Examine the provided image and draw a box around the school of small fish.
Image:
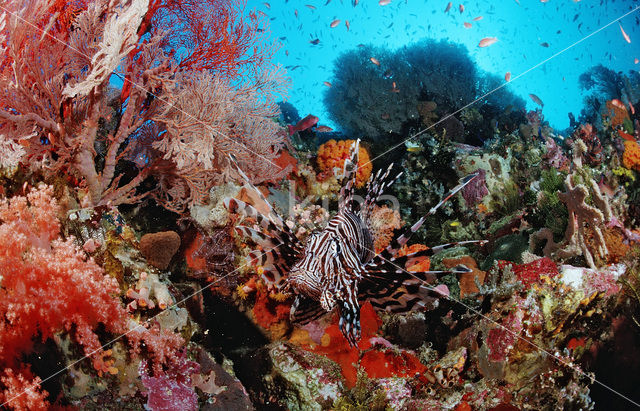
[262,0,638,127]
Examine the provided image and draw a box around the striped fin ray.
[338,139,361,211]
[233,226,298,263]
[361,250,471,313]
[290,296,328,324]
[227,155,288,230]
[383,172,480,258]
[225,198,303,254]
[377,240,488,263]
[361,163,403,222]
[245,247,293,290]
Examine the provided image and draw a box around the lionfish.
[225,140,482,346]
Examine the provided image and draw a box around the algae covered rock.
[259,342,345,411]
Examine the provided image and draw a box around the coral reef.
[2,2,640,409]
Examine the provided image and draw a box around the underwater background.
[1,0,640,410]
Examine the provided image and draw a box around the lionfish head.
[287,231,343,309]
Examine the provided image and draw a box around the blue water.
[249,0,640,133]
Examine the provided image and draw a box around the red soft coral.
[0,186,126,372]
[0,186,184,408]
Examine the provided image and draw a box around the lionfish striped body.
[225,140,481,346]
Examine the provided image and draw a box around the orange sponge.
[317,139,373,187]
[623,139,640,171]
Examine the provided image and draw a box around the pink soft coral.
[0,185,183,408]
[0,186,126,371]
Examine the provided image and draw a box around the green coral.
[332,370,389,411]
[529,168,568,241]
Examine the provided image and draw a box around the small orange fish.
[390,82,400,92]
[619,22,631,43]
[505,72,511,82]
[463,22,472,28]
[316,125,333,132]
[379,0,391,5]
[529,93,544,107]
[478,37,498,47]
[630,102,636,115]
[473,16,483,21]
[323,81,332,87]
[445,2,452,12]
[263,2,271,9]
[618,129,635,141]
[345,20,350,31]
[459,4,464,13]
[370,57,380,66]
[611,98,626,110]
[330,19,341,28]
[635,58,639,64]
[305,4,316,10]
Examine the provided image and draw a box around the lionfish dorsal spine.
[383,172,480,258]
[338,139,361,212]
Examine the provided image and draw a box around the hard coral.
[604,99,630,126]
[316,139,373,188]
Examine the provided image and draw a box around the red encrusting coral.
[304,303,426,387]
[496,258,559,290]
[252,286,292,330]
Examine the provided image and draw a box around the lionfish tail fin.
[384,173,480,257]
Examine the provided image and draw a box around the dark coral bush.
[324,39,526,144]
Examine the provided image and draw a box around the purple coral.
[486,311,523,363]
[140,351,200,411]
[543,137,569,170]
[462,168,489,208]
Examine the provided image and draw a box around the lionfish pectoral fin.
[290,296,327,325]
[429,240,488,256]
[368,284,443,313]
[337,299,361,347]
